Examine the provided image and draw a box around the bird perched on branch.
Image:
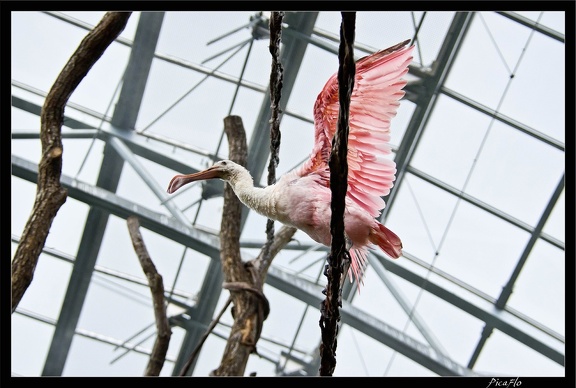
[168,40,413,289]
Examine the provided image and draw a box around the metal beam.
[407,165,564,250]
[468,174,566,368]
[373,251,564,366]
[43,11,268,94]
[12,127,98,139]
[107,137,191,225]
[11,95,99,130]
[10,236,195,303]
[15,309,178,364]
[265,266,479,376]
[381,12,475,221]
[442,86,564,152]
[11,94,306,174]
[12,155,221,255]
[497,173,565,308]
[496,11,565,43]
[171,253,223,376]
[368,254,450,358]
[11,79,112,124]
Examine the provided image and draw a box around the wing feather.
[294,40,413,216]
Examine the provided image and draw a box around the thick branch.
[11,11,132,312]
[211,115,264,376]
[219,115,248,284]
[127,216,171,376]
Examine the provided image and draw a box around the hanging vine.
[319,11,356,377]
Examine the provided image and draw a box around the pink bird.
[168,40,413,288]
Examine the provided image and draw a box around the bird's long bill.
[167,166,221,194]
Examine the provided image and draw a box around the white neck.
[227,168,279,220]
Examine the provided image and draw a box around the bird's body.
[168,40,413,287]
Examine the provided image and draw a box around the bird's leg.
[344,234,353,251]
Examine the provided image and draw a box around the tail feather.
[344,248,369,293]
[343,224,402,293]
[371,223,403,258]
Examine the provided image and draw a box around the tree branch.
[127,216,171,376]
[211,115,265,376]
[11,11,132,312]
[210,116,298,376]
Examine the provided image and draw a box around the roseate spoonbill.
[168,40,413,287]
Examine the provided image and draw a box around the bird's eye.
[221,161,227,166]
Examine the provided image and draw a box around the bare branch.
[127,216,171,376]
[11,11,132,313]
[256,225,297,282]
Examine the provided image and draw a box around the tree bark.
[210,115,267,376]
[127,216,172,376]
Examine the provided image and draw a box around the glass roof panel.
[10,9,567,379]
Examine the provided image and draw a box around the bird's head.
[167,159,243,194]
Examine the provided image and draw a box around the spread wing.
[293,40,414,217]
